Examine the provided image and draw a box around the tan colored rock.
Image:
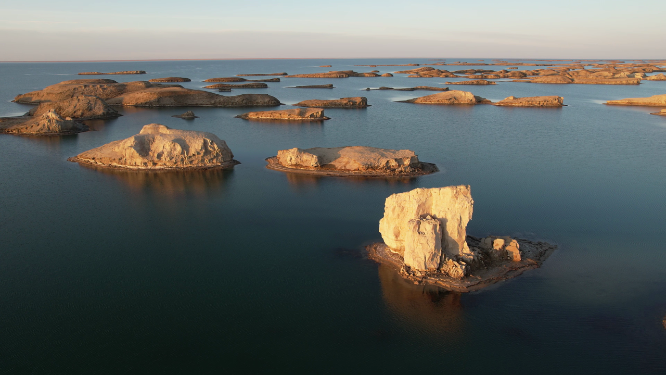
[285,70,378,78]
[494,95,564,107]
[404,216,442,272]
[204,77,247,82]
[274,146,422,172]
[294,97,368,108]
[381,73,393,77]
[520,75,574,84]
[172,111,198,119]
[28,95,120,119]
[645,74,666,81]
[203,83,268,89]
[148,77,191,82]
[480,236,521,261]
[379,186,474,262]
[68,124,238,170]
[445,80,496,85]
[605,94,666,106]
[400,90,489,105]
[236,108,329,121]
[319,65,332,68]
[78,71,146,75]
[650,109,666,116]
[105,87,281,107]
[0,109,87,135]
[13,80,163,104]
[288,84,334,89]
[366,86,449,92]
[236,72,287,76]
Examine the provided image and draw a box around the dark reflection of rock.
[76,163,234,198]
[377,263,464,335]
[283,171,421,190]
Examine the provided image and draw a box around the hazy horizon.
[1,0,665,61]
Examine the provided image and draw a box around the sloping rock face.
[148,77,191,82]
[68,124,238,170]
[236,108,329,121]
[105,87,281,107]
[13,80,166,104]
[495,96,564,107]
[203,83,268,89]
[646,74,666,81]
[445,80,496,85]
[605,94,666,106]
[0,110,87,135]
[28,95,120,119]
[294,97,368,108]
[401,90,489,104]
[274,146,422,173]
[379,186,475,263]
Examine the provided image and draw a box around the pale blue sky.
[1,0,664,60]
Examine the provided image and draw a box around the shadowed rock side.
[650,109,666,116]
[237,73,287,76]
[203,83,268,89]
[367,186,556,292]
[148,77,191,82]
[27,95,120,119]
[236,108,329,121]
[605,94,666,106]
[399,91,490,104]
[0,109,87,135]
[288,84,335,89]
[646,74,666,81]
[294,97,368,108]
[105,87,281,107]
[445,80,496,85]
[365,86,449,92]
[172,111,198,119]
[68,124,239,170]
[285,70,379,78]
[78,71,146,75]
[494,96,564,107]
[265,146,437,177]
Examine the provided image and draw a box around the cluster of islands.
[2,59,665,293]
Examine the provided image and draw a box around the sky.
[1,0,664,61]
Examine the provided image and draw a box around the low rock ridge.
[265,146,437,177]
[605,94,666,106]
[148,77,191,82]
[399,90,490,105]
[204,77,280,82]
[203,83,269,89]
[294,97,368,108]
[494,96,565,107]
[650,109,666,116]
[235,108,329,121]
[285,70,379,78]
[1,109,87,135]
[78,71,146,75]
[368,186,556,292]
[68,124,239,170]
[365,86,449,92]
[445,80,496,85]
[394,67,459,78]
[27,95,120,120]
[172,111,199,119]
[236,73,287,76]
[288,84,335,89]
[105,87,281,107]
[645,74,666,81]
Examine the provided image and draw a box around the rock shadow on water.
[75,163,235,198]
[281,171,422,192]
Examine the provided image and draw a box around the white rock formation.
[69,124,237,169]
[378,186,474,275]
[276,146,421,172]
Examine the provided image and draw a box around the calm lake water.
[0,59,665,374]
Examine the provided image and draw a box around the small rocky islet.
[294,97,369,108]
[236,108,329,121]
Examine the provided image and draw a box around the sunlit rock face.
[605,94,666,106]
[400,90,489,104]
[0,109,87,135]
[69,124,238,170]
[236,108,329,121]
[28,95,120,120]
[494,95,564,107]
[294,97,368,108]
[275,146,421,172]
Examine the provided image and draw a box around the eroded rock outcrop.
[27,95,120,119]
[367,186,556,292]
[13,80,164,104]
[68,124,238,170]
[399,90,490,105]
[78,71,146,75]
[445,80,496,85]
[294,97,369,108]
[203,83,268,89]
[285,71,378,78]
[105,87,281,107]
[148,77,191,82]
[236,108,329,121]
[265,146,437,177]
[172,111,199,119]
[237,73,287,76]
[646,74,666,81]
[605,94,666,106]
[650,109,666,116]
[0,109,87,135]
[494,96,564,107]
[365,86,449,92]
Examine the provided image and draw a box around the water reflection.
[377,264,464,335]
[77,164,235,198]
[284,172,421,192]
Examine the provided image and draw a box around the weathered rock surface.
[646,74,666,81]
[367,186,557,292]
[105,87,281,107]
[285,70,378,78]
[236,108,329,121]
[381,73,394,77]
[0,109,87,135]
[266,146,437,177]
[203,83,268,89]
[204,77,247,82]
[28,95,120,119]
[68,124,238,170]
[400,90,490,105]
[78,71,146,75]
[289,84,335,89]
[445,80,496,85]
[237,73,287,76]
[14,80,163,104]
[494,95,564,107]
[605,94,666,106]
[148,77,191,82]
[172,111,199,119]
[366,86,449,92]
[319,65,332,68]
[294,97,369,108]
[650,109,666,116]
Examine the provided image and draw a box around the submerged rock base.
[367,236,556,292]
